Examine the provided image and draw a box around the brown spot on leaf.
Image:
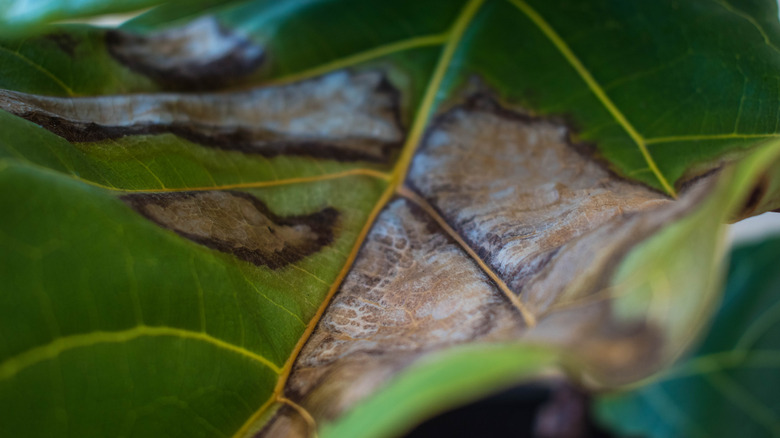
[408,95,671,307]
[258,198,524,435]
[0,71,404,163]
[405,94,710,383]
[254,92,715,433]
[122,191,338,269]
[106,17,264,90]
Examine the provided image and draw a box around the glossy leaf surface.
[1,1,779,437]
[597,233,780,438]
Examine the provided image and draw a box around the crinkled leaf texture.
[597,233,780,438]
[0,1,779,437]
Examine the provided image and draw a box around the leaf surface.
[269,139,780,437]
[0,0,184,37]
[597,233,780,438]
[0,1,779,437]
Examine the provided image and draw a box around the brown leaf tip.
[106,16,265,90]
[122,191,338,269]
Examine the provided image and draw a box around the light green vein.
[706,372,780,436]
[645,133,780,144]
[238,272,306,327]
[641,386,709,438]
[737,296,780,350]
[714,0,780,54]
[662,349,780,380]
[234,1,489,435]
[0,325,282,381]
[508,0,676,197]
[0,158,389,193]
[267,32,449,86]
[0,45,75,96]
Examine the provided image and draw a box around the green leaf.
[320,344,559,438]
[1,0,779,437]
[0,158,387,437]
[0,0,168,37]
[596,233,780,438]
[313,140,780,438]
[0,25,158,95]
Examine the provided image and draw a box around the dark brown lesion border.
[121,191,340,270]
[1,70,407,165]
[105,17,266,91]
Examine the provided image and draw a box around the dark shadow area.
[403,383,618,438]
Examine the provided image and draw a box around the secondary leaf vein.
[0,325,283,381]
[265,33,449,86]
[508,0,676,196]
[0,45,75,96]
[397,185,536,327]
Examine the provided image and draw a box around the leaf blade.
[2,1,780,436]
[597,233,780,437]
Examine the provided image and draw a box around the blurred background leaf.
[597,233,780,437]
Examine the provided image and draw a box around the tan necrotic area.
[260,94,713,435]
[259,198,524,436]
[122,191,338,269]
[407,97,671,313]
[106,16,265,90]
[0,71,404,162]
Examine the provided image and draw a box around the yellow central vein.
[508,0,677,197]
[0,325,282,381]
[234,2,487,435]
[391,0,486,185]
[398,186,537,327]
[231,183,397,438]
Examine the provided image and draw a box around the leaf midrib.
[240,0,690,430]
[9,0,779,196]
[9,0,773,433]
[232,0,487,435]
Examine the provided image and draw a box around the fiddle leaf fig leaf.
[0,0,167,37]
[269,139,780,438]
[1,1,779,437]
[0,0,237,38]
[596,233,780,438]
